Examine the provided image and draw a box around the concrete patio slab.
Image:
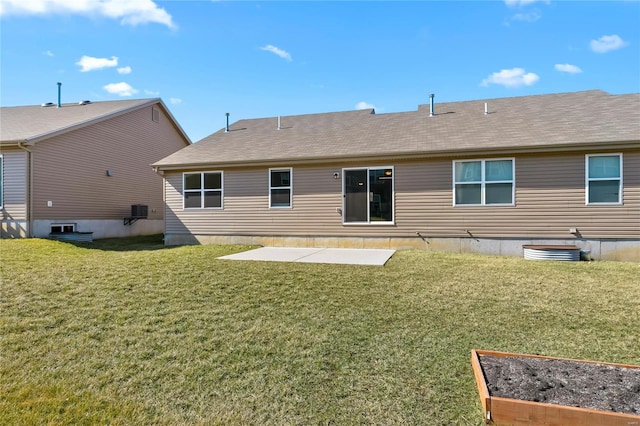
[218,247,396,266]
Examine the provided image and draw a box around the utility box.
[131,204,148,219]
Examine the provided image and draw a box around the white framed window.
[586,154,622,205]
[343,166,394,224]
[51,223,75,233]
[0,154,3,209]
[183,171,223,209]
[269,168,292,208]
[453,158,515,206]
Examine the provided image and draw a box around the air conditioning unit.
[131,204,148,219]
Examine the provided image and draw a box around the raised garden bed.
[471,349,640,425]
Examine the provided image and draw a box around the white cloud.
[170,97,182,105]
[0,0,176,29]
[504,0,547,24]
[144,89,160,96]
[76,55,118,72]
[504,0,546,7]
[43,50,54,57]
[590,35,628,53]
[555,63,582,74]
[481,67,540,88]
[355,101,375,110]
[103,82,138,96]
[511,11,540,22]
[260,45,292,61]
[117,66,132,74]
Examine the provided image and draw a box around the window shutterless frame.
[269,168,292,208]
[585,154,623,205]
[0,154,3,208]
[342,166,394,225]
[182,171,224,209]
[452,158,515,206]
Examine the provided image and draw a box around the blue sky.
[1,0,639,142]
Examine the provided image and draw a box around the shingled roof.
[0,98,191,146]
[153,90,640,170]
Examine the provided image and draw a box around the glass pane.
[184,191,201,208]
[455,162,481,182]
[486,160,513,181]
[204,173,221,189]
[344,169,368,222]
[184,173,201,190]
[455,184,481,204]
[271,170,290,187]
[370,169,393,221]
[270,189,291,207]
[589,180,620,203]
[204,191,222,208]
[589,156,620,179]
[486,183,513,204]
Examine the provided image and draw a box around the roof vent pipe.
[57,82,62,108]
[429,93,435,117]
[277,116,281,130]
[225,112,230,133]
[484,102,488,115]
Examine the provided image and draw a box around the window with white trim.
[453,158,515,206]
[0,154,3,208]
[183,172,223,209]
[269,168,292,208]
[586,154,622,205]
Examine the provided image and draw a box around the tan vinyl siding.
[31,105,186,221]
[0,148,28,221]
[164,149,640,240]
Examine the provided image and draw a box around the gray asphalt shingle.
[153,90,640,169]
[1,98,162,144]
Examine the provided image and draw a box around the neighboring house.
[152,90,640,261]
[1,98,191,239]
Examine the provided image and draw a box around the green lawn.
[1,235,638,425]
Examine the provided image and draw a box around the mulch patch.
[479,355,640,415]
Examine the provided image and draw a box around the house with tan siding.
[1,98,191,239]
[152,90,640,261]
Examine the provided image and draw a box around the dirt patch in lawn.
[479,355,640,415]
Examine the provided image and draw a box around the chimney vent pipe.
[57,82,62,108]
[225,112,230,133]
[429,93,435,117]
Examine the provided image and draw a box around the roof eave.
[22,98,169,144]
[0,139,32,147]
[152,139,639,172]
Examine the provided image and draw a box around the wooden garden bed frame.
[471,349,640,426]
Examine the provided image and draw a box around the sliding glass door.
[343,167,394,224]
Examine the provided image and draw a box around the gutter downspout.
[17,141,33,238]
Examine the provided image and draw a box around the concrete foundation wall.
[33,219,163,240]
[164,233,640,262]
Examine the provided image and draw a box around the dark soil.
[479,355,640,415]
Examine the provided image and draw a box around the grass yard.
[1,235,638,425]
